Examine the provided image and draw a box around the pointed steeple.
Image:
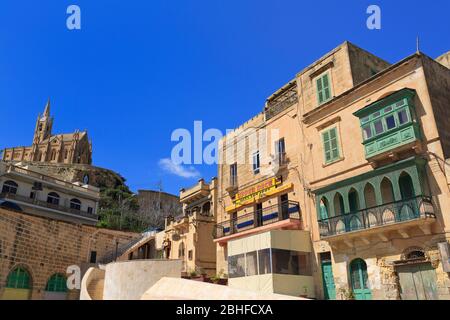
[43,98,51,118]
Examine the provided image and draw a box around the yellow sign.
[226,177,284,212]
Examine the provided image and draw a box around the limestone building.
[161,178,218,276]
[214,41,450,300]
[2,100,92,165]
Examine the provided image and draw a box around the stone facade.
[213,41,450,300]
[2,100,92,165]
[0,207,138,300]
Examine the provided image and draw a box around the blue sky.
[0,0,449,195]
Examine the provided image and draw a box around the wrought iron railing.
[317,196,435,238]
[213,201,300,239]
[265,84,299,120]
[0,192,98,220]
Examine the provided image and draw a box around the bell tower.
[33,99,53,144]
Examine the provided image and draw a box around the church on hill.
[2,100,92,165]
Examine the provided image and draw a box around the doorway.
[320,252,336,300]
[349,258,372,300]
[397,262,438,300]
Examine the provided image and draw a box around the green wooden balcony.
[354,89,422,161]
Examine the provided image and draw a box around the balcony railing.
[317,196,435,238]
[213,201,300,239]
[0,192,98,220]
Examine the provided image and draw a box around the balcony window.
[2,180,18,195]
[228,254,246,278]
[354,89,420,159]
[70,198,81,211]
[47,192,60,206]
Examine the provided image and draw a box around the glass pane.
[258,248,272,275]
[246,251,258,276]
[385,115,396,130]
[374,120,384,135]
[322,74,329,87]
[329,128,336,139]
[397,109,409,125]
[272,249,312,276]
[372,111,381,118]
[361,116,370,124]
[317,78,322,91]
[363,125,372,140]
[331,138,338,149]
[384,106,393,113]
[228,254,246,278]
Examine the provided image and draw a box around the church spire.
[43,98,50,118]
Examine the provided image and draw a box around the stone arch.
[319,197,330,220]
[348,188,360,213]
[333,192,345,216]
[398,171,415,200]
[380,177,395,204]
[335,219,346,234]
[364,183,377,208]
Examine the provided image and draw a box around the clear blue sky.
[0,0,449,195]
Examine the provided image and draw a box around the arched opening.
[2,267,32,300]
[319,197,329,220]
[333,193,345,216]
[44,273,68,300]
[399,172,415,200]
[380,177,395,204]
[364,183,377,208]
[398,173,416,221]
[202,202,211,216]
[348,188,360,213]
[2,180,18,195]
[70,198,81,211]
[178,242,185,258]
[47,192,60,206]
[349,259,372,300]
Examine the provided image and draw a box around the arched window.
[348,188,360,213]
[333,193,345,216]
[319,197,329,220]
[380,177,395,204]
[6,267,31,289]
[399,172,415,200]
[45,274,67,292]
[2,180,18,194]
[47,192,60,205]
[50,150,56,161]
[364,183,377,208]
[202,202,211,216]
[70,198,81,211]
[349,259,372,300]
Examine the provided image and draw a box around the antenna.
[416,35,420,53]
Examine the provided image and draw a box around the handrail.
[317,195,435,238]
[213,200,300,239]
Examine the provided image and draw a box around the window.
[188,250,193,261]
[2,180,18,194]
[29,192,35,199]
[252,151,260,174]
[246,251,258,276]
[316,73,332,105]
[45,274,67,292]
[89,251,97,263]
[70,199,81,211]
[87,207,94,214]
[47,192,60,205]
[322,127,340,164]
[230,163,237,187]
[275,138,286,165]
[271,249,312,276]
[228,254,246,278]
[258,248,272,275]
[64,150,68,160]
[178,243,185,258]
[359,98,412,142]
[6,267,31,289]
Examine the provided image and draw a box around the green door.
[397,263,438,300]
[321,260,336,300]
[350,259,372,300]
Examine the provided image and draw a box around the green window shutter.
[317,73,331,105]
[322,127,340,163]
